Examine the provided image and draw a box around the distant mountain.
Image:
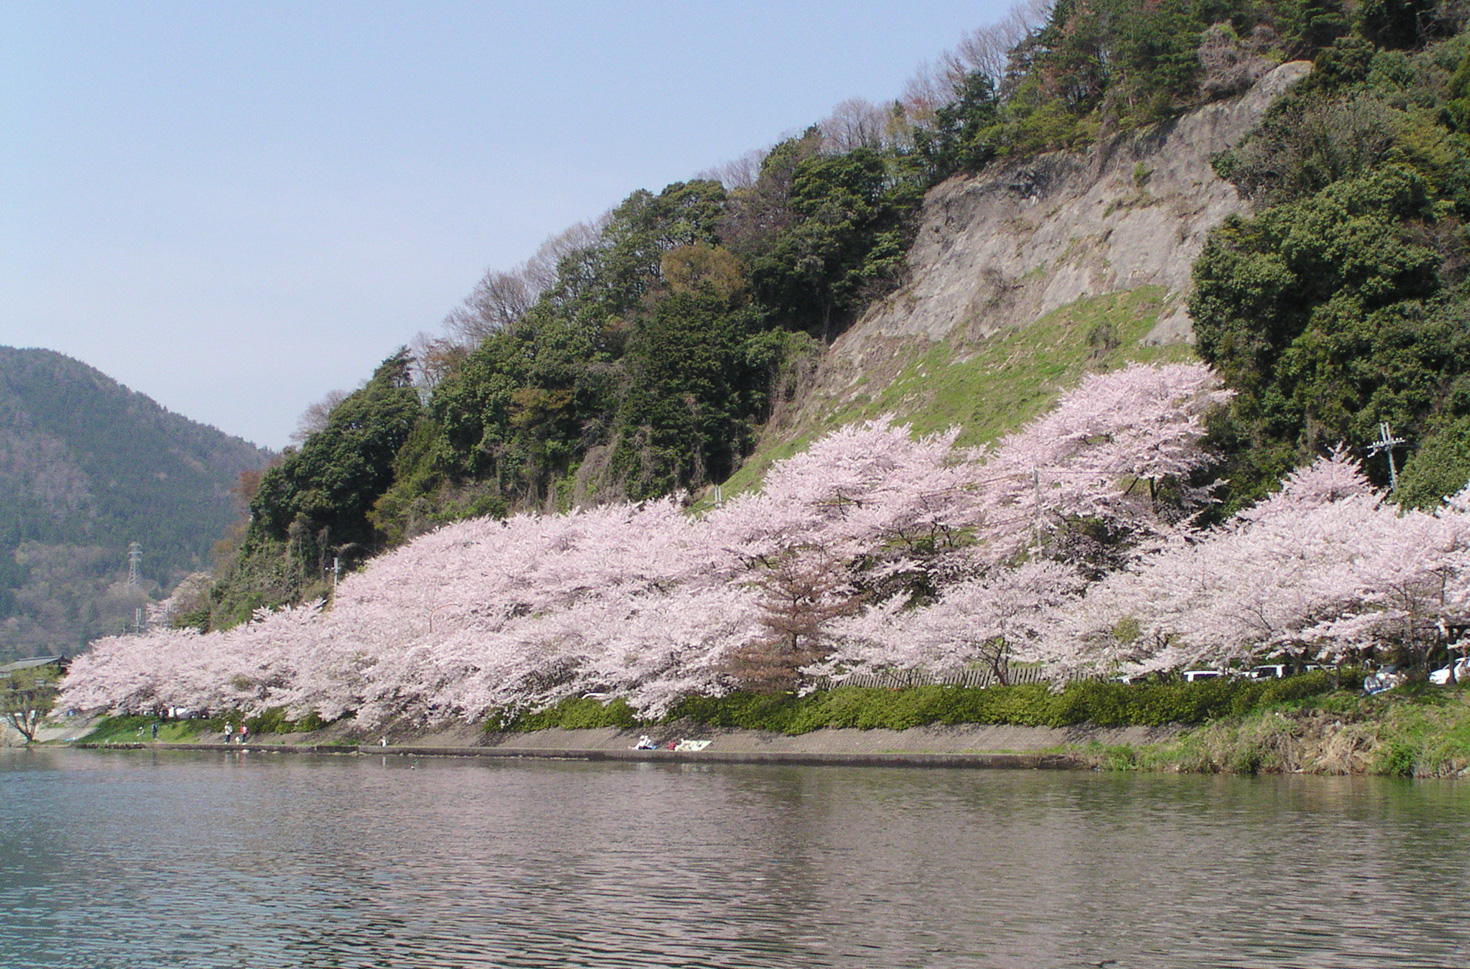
[0,346,273,658]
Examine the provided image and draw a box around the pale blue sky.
[4,1,1007,449]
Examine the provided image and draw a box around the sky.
[3,0,1010,451]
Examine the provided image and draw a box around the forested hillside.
[0,347,271,658]
[1193,20,1470,509]
[62,0,1470,745]
[200,0,1470,629]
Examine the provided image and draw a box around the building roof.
[0,655,69,674]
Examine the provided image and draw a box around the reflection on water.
[1,748,1466,968]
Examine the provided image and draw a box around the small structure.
[0,654,70,676]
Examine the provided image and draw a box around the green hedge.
[495,696,642,732]
[665,672,1349,734]
[243,707,328,735]
[79,675,1355,741]
[499,671,1353,735]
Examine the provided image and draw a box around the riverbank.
[47,679,1470,777]
[1097,692,1470,778]
[69,722,1182,770]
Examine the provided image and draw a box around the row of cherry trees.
[1037,453,1470,679]
[59,363,1470,725]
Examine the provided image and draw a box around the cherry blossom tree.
[820,560,1082,684]
[1043,451,1470,678]
[58,361,1257,721]
[976,363,1233,571]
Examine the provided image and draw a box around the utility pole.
[1367,422,1406,492]
[127,542,142,588]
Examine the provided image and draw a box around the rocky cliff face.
[761,61,1311,458]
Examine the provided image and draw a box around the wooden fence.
[819,665,1086,690]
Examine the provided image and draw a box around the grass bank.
[1070,681,1470,778]
[491,673,1470,776]
[77,708,327,746]
[65,674,1470,777]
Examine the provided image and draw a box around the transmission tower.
[127,542,142,588]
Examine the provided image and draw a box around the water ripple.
[2,749,1467,968]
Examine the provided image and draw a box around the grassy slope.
[76,709,325,745]
[716,286,1195,502]
[1072,683,1470,778]
[496,675,1470,778]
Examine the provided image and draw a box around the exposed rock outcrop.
[855,60,1309,354]
[769,61,1310,447]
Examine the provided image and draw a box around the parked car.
[1430,657,1470,686]
[1248,664,1288,680]
[1182,669,1225,682]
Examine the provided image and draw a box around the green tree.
[1192,166,1468,503]
[721,131,822,258]
[250,349,423,558]
[1283,0,1350,56]
[1359,0,1434,49]
[1448,47,1470,131]
[1102,0,1209,124]
[749,146,922,339]
[916,70,1001,176]
[1397,413,1470,507]
[1,663,60,743]
[614,288,764,497]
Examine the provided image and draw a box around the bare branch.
[291,389,349,444]
[697,149,767,191]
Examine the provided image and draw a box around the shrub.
[657,675,1346,734]
[480,672,1350,737]
[241,707,331,735]
[500,697,641,732]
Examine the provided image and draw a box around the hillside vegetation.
[0,347,271,659]
[1195,23,1470,510]
[64,353,1470,758]
[184,0,1470,638]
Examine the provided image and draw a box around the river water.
[1,748,1465,968]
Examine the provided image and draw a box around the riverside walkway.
[69,722,1181,769]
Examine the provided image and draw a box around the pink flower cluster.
[62,362,1468,723]
[1044,451,1470,677]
